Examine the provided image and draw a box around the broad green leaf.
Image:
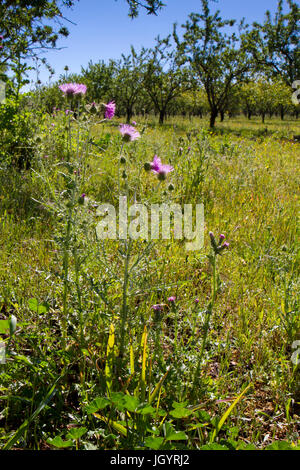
[85,397,110,414]
[137,404,156,415]
[47,436,73,448]
[66,427,87,440]
[170,407,193,419]
[144,436,164,450]
[121,394,140,412]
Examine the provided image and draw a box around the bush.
[0,97,37,169]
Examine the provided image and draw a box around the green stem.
[119,239,132,362]
[191,251,217,395]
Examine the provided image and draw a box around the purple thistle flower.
[119,124,140,142]
[104,100,116,119]
[223,242,229,248]
[132,121,137,126]
[150,155,174,179]
[168,296,176,303]
[219,234,225,241]
[59,83,87,97]
[195,298,199,304]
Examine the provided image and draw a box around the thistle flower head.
[104,100,116,119]
[168,296,176,303]
[119,124,140,142]
[150,155,174,179]
[59,83,87,97]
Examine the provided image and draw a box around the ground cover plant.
[0,101,299,449]
[0,0,299,452]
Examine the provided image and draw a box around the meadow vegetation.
[0,0,299,452]
[0,109,299,450]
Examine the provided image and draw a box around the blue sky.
[33,0,281,86]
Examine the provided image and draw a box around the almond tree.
[143,35,194,124]
[177,0,252,128]
[112,47,149,122]
[248,0,299,86]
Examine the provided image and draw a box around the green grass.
[0,113,299,450]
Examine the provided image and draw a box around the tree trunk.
[159,109,166,125]
[126,108,133,123]
[220,110,225,122]
[209,109,218,128]
[280,105,284,121]
[261,113,265,124]
[247,111,252,120]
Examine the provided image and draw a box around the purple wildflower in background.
[195,298,199,304]
[168,296,176,303]
[59,83,87,97]
[150,155,174,180]
[104,100,116,119]
[119,124,140,142]
[132,121,137,126]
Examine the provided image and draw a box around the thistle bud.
[158,171,167,181]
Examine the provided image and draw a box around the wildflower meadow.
[0,0,299,454]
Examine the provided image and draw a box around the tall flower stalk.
[191,232,229,396]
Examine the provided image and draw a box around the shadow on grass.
[0,167,50,223]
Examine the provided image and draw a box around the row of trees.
[1,0,299,127]
[38,55,299,124]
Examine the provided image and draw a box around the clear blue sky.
[33,0,281,86]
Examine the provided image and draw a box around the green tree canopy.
[248,0,300,86]
[177,0,252,128]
